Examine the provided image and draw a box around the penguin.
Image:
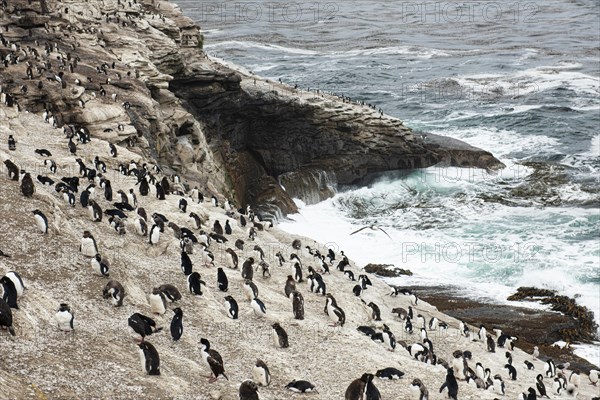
[211,196,218,207]
[486,334,496,352]
[292,290,304,320]
[324,293,345,326]
[103,280,125,307]
[239,380,259,400]
[251,297,267,317]
[68,137,77,154]
[89,200,102,222]
[376,367,404,380]
[224,220,232,235]
[188,272,205,295]
[243,279,259,301]
[104,179,113,201]
[91,253,110,277]
[109,143,117,157]
[138,341,160,375]
[493,374,505,395]
[478,325,487,340]
[8,135,16,150]
[428,316,439,331]
[181,251,193,276]
[589,369,599,385]
[213,220,223,235]
[536,374,548,398]
[189,212,202,230]
[4,160,19,181]
[416,314,426,330]
[235,239,245,251]
[532,345,539,359]
[272,323,289,348]
[293,262,303,282]
[0,297,16,336]
[127,189,137,207]
[365,373,381,400]
[45,159,57,174]
[149,288,167,315]
[284,275,296,298]
[21,173,35,197]
[158,284,181,302]
[139,177,149,196]
[199,338,228,383]
[80,231,98,257]
[0,276,19,309]
[37,175,55,186]
[368,302,381,321]
[253,359,271,386]
[4,272,25,298]
[392,307,408,320]
[178,198,187,213]
[149,224,160,245]
[545,359,556,377]
[55,303,74,331]
[242,257,254,280]
[410,378,428,400]
[524,360,535,370]
[223,295,238,319]
[134,217,148,236]
[32,209,49,234]
[217,268,228,292]
[128,313,162,342]
[35,148,52,157]
[285,380,317,393]
[552,377,561,395]
[352,284,362,297]
[439,368,458,400]
[381,325,396,352]
[170,307,183,341]
[569,371,580,388]
[155,183,165,200]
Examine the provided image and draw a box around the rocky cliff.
[0,0,504,219]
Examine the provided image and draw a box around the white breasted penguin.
[439,368,459,400]
[545,359,556,377]
[225,248,238,269]
[91,253,110,277]
[284,275,296,299]
[243,279,259,301]
[376,368,404,380]
[3,271,25,298]
[135,217,148,236]
[178,198,187,213]
[381,324,396,352]
[217,268,228,292]
[0,276,19,309]
[292,262,303,282]
[223,295,238,319]
[32,209,48,234]
[55,303,74,331]
[478,325,487,340]
[493,374,505,395]
[253,359,271,386]
[285,380,317,393]
[127,189,137,207]
[149,224,160,245]
[199,338,228,383]
[138,341,161,375]
[80,231,98,257]
[158,284,182,303]
[181,251,193,276]
[109,143,117,157]
[149,288,167,315]
[272,322,289,348]
[0,298,16,336]
[170,307,183,341]
[103,280,125,307]
[251,297,267,317]
[88,200,102,222]
[324,293,345,327]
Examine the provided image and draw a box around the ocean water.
[176,0,600,361]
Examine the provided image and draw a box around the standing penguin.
[292,290,304,320]
[4,272,25,298]
[55,303,74,331]
[284,275,296,299]
[271,323,289,348]
[0,276,19,309]
[91,253,110,277]
[324,294,345,327]
[224,220,232,235]
[8,135,16,150]
[138,341,161,375]
[487,334,496,352]
[103,280,125,307]
[155,183,165,200]
[170,307,183,341]
[199,338,228,383]
[243,280,259,301]
[21,173,35,197]
[149,288,167,315]
[32,210,48,234]
[187,272,205,295]
[365,373,381,400]
[213,220,223,235]
[239,380,259,400]
[411,378,429,400]
[149,224,160,245]
[223,295,238,319]
[226,248,239,269]
[253,359,271,386]
[181,251,193,275]
[139,177,149,196]
[439,368,459,400]
[80,231,98,257]
[217,268,228,292]
[178,198,187,213]
[88,200,102,222]
[104,179,113,201]
[345,373,368,400]
[242,258,254,280]
[109,143,117,157]
[251,297,267,318]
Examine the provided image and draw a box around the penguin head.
[173,307,182,317]
[199,338,210,350]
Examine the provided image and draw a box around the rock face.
[0,0,504,218]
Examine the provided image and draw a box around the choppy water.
[176,0,600,360]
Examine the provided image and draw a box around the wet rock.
[363,264,413,277]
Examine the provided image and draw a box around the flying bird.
[350,224,392,240]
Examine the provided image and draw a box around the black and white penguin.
[224,220,232,235]
[272,323,289,348]
[293,262,303,283]
[324,294,345,327]
[80,231,98,257]
[170,307,183,341]
[3,271,25,298]
[8,135,16,150]
[32,209,48,234]
[149,288,167,315]
[381,324,396,352]
[242,257,254,280]
[439,368,459,400]
[352,284,362,297]
[187,272,205,295]
[292,290,304,320]
[103,280,125,307]
[138,341,161,375]
[524,360,534,370]
[181,251,193,276]
[68,137,77,154]
[55,303,74,331]
[251,297,267,317]
[368,302,381,321]
[345,373,369,400]
[88,200,102,222]
[109,143,117,157]
[127,189,137,207]
[520,387,538,400]
[158,284,181,303]
[149,224,160,245]
[104,179,113,201]
[213,220,223,235]
[134,217,148,236]
[37,175,54,186]
[376,367,404,380]
[253,359,271,386]
[487,334,496,352]
[411,378,428,400]
[178,198,187,213]
[189,212,202,230]
[91,253,110,277]
[155,183,165,200]
[284,275,296,299]
[45,159,57,174]
[139,177,149,196]
[239,380,259,400]
[21,172,35,197]
[223,295,238,319]
[128,313,162,342]
[545,359,556,377]
[493,374,505,395]
[478,324,487,340]
[0,276,19,309]
[0,298,16,336]
[199,338,228,383]
[285,380,317,393]
[243,279,259,301]
[536,374,548,397]
[365,373,381,400]
[217,268,228,292]
[4,160,19,181]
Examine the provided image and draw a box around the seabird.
[349,224,392,240]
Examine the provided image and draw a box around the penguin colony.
[0,1,598,399]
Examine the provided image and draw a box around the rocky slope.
[0,0,504,220]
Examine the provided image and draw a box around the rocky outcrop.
[364,264,413,277]
[0,0,505,217]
